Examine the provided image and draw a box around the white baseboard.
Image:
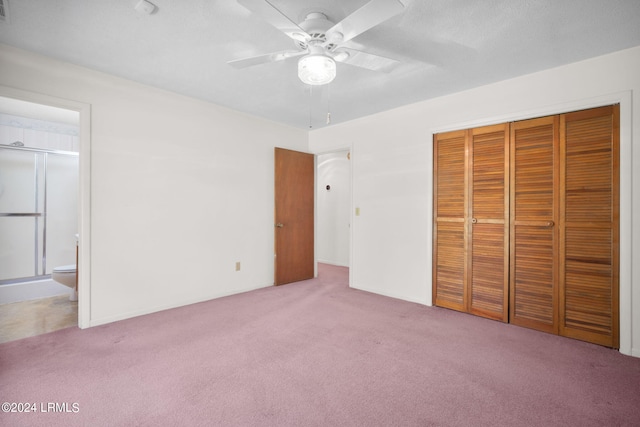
[317,259,349,267]
[88,282,272,328]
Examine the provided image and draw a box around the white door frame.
[0,85,92,328]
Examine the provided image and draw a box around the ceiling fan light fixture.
[298,54,336,85]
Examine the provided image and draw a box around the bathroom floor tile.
[0,295,77,343]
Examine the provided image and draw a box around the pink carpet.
[1,264,639,426]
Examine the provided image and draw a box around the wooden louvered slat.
[471,223,506,319]
[512,226,555,328]
[436,132,466,218]
[560,105,619,348]
[435,222,465,310]
[512,123,555,220]
[565,116,612,222]
[472,130,507,219]
[510,116,559,333]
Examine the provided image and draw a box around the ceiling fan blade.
[327,0,405,44]
[335,48,399,72]
[237,0,309,42]
[228,50,305,69]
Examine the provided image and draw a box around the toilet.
[52,264,77,301]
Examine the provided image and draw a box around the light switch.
[355,207,360,216]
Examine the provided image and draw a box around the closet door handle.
[0,213,43,217]
[471,218,477,224]
[546,221,554,227]
[275,223,284,228]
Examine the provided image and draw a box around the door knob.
[275,223,284,228]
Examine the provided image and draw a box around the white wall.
[317,151,351,267]
[0,44,308,326]
[309,46,640,358]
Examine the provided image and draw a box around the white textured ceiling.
[0,0,639,129]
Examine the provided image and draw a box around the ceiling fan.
[229,0,406,85]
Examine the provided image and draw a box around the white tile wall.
[0,114,78,152]
[0,124,23,145]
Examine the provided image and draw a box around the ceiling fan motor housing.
[295,12,337,50]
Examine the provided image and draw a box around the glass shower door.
[0,148,46,281]
[45,153,79,274]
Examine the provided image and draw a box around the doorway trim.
[0,85,92,329]
[313,144,354,286]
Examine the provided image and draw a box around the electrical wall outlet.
[235,261,241,271]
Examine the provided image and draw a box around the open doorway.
[0,96,79,342]
[0,88,90,341]
[317,149,351,269]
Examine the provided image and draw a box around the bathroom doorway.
[316,149,352,272]
[0,94,84,342]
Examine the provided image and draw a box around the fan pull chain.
[326,84,331,125]
[309,85,313,129]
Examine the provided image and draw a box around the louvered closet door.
[559,105,619,348]
[469,124,509,321]
[433,130,467,312]
[434,126,509,320]
[510,116,560,334]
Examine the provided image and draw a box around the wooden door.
[469,124,509,321]
[433,125,509,321]
[510,116,560,333]
[433,130,467,312]
[559,105,619,348]
[274,147,314,285]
